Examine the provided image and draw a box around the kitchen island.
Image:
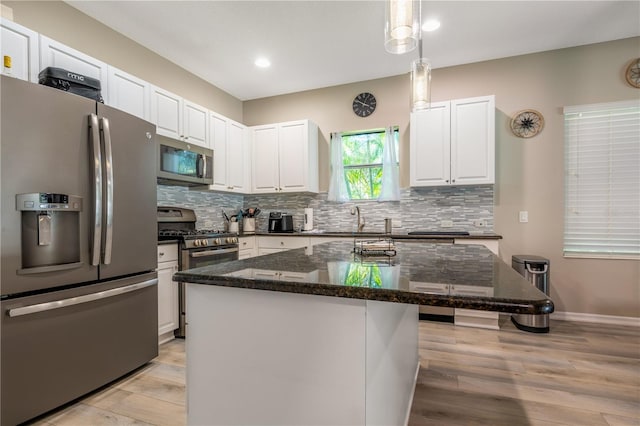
[174,240,553,426]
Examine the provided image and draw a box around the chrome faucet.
[351,206,365,232]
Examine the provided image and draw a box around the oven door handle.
[190,247,239,258]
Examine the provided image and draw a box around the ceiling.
[66,1,640,101]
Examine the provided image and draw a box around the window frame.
[340,127,399,200]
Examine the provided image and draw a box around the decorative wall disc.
[510,109,544,138]
[625,58,640,88]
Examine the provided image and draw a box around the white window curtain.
[327,132,349,202]
[378,126,400,201]
[564,99,640,259]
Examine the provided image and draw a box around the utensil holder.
[228,222,239,233]
[242,217,255,234]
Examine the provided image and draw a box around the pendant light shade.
[411,58,431,111]
[384,0,420,54]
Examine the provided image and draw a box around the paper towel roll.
[303,208,314,231]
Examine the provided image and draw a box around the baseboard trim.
[551,311,640,327]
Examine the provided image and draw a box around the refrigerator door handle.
[100,117,114,265]
[7,278,158,318]
[89,113,103,266]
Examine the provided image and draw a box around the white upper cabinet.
[251,120,318,194]
[183,99,208,147]
[410,101,451,186]
[1,18,39,82]
[227,119,250,192]
[410,95,495,187]
[251,124,280,193]
[208,112,250,193]
[150,86,183,140]
[107,66,150,121]
[450,96,495,185]
[39,35,109,103]
[150,85,209,147]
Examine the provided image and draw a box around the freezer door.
[97,103,157,279]
[0,76,98,295]
[1,272,158,425]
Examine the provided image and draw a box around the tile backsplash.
[158,185,494,234]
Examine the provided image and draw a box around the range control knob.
[193,239,200,247]
[227,237,237,244]
[213,238,221,245]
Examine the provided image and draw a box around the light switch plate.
[519,211,529,223]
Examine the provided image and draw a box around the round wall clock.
[352,92,377,117]
[625,58,640,88]
[510,109,544,138]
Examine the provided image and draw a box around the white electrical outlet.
[392,219,402,228]
[473,219,486,227]
[519,211,529,223]
[441,220,453,228]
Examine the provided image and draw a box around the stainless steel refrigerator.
[1,75,159,425]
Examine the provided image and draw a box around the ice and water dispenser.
[17,193,82,274]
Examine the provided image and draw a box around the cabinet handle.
[159,252,165,257]
[446,180,449,183]
[280,241,284,245]
[452,179,455,183]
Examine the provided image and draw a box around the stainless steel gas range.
[158,207,239,337]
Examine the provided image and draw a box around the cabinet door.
[150,85,182,139]
[210,112,228,190]
[183,99,208,147]
[278,121,308,192]
[451,96,495,185]
[227,120,250,192]
[1,18,39,82]
[252,125,280,193]
[410,101,451,186]
[157,260,179,337]
[39,35,109,102]
[107,66,150,120]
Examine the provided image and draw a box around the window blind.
[564,100,640,259]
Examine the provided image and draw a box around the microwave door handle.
[100,117,114,265]
[202,154,207,178]
[89,114,102,266]
[196,154,205,178]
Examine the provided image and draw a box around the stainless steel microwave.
[156,135,213,186]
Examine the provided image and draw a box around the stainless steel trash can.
[511,255,550,333]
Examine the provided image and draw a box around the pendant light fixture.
[384,0,420,54]
[410,2,431,111]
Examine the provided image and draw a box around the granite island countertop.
[250,230,502,240]
[174,240,552,315]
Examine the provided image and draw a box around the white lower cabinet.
[238,236,257,259]
[257,236,310,255]
[157,244,179,344]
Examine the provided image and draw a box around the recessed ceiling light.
[422,19,441,32]
[255,57,271,68]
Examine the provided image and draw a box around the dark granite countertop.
[174,240,552,315]
[250,231,502,240]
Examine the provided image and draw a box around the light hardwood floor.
[30,317,639,426]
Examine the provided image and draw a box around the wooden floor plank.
[28,319,640,426]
